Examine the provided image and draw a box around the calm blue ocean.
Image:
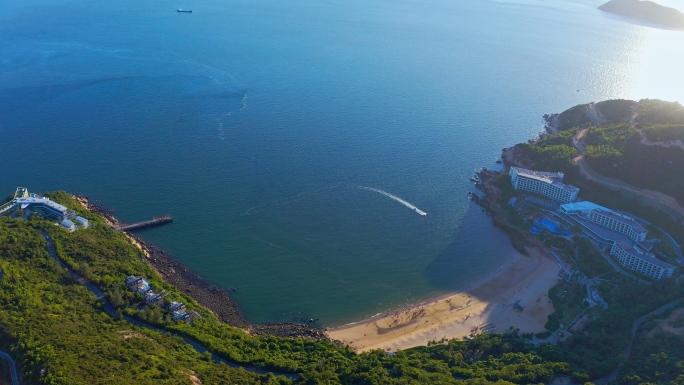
[1,0,683,326]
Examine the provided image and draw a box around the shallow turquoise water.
[1,0,683,326]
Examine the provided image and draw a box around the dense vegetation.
[512,128,577,171]
[556,99,635,132]
[0,219,287,385]
[550,276,683,381]
[582,124,684,207]
[619,305,684,385]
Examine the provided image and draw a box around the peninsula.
[599,0,684,30]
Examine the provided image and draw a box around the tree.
[77,262,91,281]
[109,290,124,308]
[151,306,163,324]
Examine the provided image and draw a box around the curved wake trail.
[356,186,427,216]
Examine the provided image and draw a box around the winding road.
[595,298,683,384]
[0,350,20,385]
[570,110,684,223]
[40,231,299,380]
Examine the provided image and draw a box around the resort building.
[610,243,675,280]
[560,201,648,243]
[0,188,94,231]
[588,209,647,243]
[15,195,74,220]
[509,167,579,203]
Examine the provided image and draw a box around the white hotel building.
[509,167,579,203]
[610,242,675,280]
[588,209,647,243]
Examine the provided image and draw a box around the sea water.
[1,0,683,326]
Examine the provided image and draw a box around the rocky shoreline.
[469,169,542,255]
[75,194,327,340]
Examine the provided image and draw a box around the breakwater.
[116,215,173,231]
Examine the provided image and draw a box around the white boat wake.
[356,186,427,216]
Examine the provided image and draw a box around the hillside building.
[610,243,674,280]
[509,167,579,203]
[144,292,163,305]
[560,201,648,243]
[125,275,150,293]
[167,302,186,312]
[1,188,93,231]
[588,209,647,243]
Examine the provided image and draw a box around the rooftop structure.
[60,219,76,232]
[14,187,28,200]
[167,302,186,312]
[171,310,191,321]
[125,275,142,287]
[75,216,90,228]
[144,292,163,305]
[610,243,675,280]
[559,201,608,215]
[125,275,150,294]
[509,167,579,203]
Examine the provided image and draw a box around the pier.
[116,215,173,231]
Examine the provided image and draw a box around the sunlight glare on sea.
[630,30,684,103]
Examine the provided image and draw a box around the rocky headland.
[75,194,326,340]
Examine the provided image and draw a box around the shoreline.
[327,246,560,352]
[328,250,523,330]
[74,194,326,340]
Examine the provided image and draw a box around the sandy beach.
[327,247,560,352]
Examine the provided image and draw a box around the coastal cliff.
[599,0,684,30]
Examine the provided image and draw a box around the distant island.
[599,0,684,30]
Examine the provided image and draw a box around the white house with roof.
[167,301,186,312]
[509,167,579,203]
[125,275,150,293]
[60,219,76,232]
[171,310,191,322]
[144,292,163,305]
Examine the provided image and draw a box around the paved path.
[0,350,20,385]
[40,231,298,379]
